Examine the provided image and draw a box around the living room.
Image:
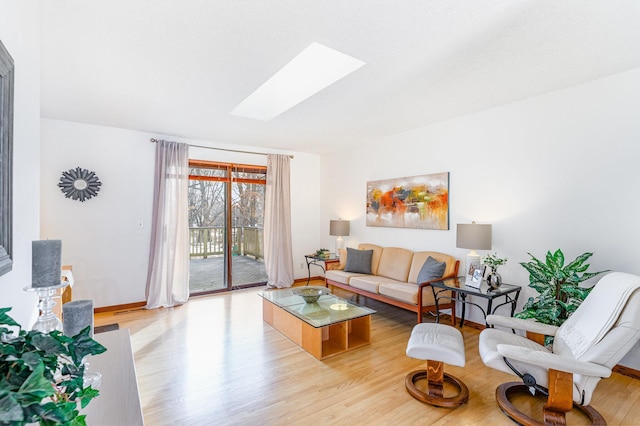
[2,2,640,424]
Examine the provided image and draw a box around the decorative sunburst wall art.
[58,167,102,202]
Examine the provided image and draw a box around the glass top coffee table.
[259,287,376,360]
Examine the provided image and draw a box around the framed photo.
[464,255,481,284]
[469,266,485,288]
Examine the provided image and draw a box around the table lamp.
[456,222,492,285]
[330,219,350,255]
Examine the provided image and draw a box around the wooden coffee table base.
[262,299,371,360]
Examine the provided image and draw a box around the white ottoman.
[405,323,468,407]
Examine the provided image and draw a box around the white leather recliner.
[479,272,640,425]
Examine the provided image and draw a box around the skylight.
[230,42,366,121]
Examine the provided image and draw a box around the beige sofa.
[325,244,460,323]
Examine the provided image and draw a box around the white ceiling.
[40,1,640,154]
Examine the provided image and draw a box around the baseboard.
[613,364,640,380]
[94,301,146,314]
[294,276,323,284]
[457,317,640,380]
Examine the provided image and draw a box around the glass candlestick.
[82,358,102,389]
[24,282,69,333]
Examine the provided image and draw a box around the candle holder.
[24,282,69,333]
[83,359,102,389]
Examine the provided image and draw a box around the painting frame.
[366,172,449,230]
[0,40,14,277]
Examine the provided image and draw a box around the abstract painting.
[366,172,449,230]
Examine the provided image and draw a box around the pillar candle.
[32,240,62,288]
[63,300,94,337]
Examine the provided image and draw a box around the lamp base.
[335,236,345,257]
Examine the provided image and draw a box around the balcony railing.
[189,226,263,259]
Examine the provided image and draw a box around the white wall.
[40,120,156,307]
[0,1,41,328]
[40,120,322,308]
[320,67,640,368]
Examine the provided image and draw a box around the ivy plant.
[515,249,608,327]
[0,307,106,426]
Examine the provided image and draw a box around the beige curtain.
[264,154,294,288]
[145,140,190,308]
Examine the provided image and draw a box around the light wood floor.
[94,280,640,425]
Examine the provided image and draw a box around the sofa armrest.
[417,271,458,290]
[416,271,459,311]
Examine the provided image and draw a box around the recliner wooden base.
[496,382,607,426]
[405,363,469,408]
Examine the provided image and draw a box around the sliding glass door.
[188,161,267,294]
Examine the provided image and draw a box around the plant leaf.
[70,327,107,365]
[37,400,80,425]
[31,332,67,357]
[0,307,21,329]
[18,362,55,399]
[0,391,25,422]
[70,414,88,426]
[78,386,100,409]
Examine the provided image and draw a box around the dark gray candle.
[63,300,94,337]
[32,240,62,288]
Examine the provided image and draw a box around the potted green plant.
[516,249,608,335]
[315,248,330,258]
[482,252,507,288]
[0,307,106,426]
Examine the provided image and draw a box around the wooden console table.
[83,328,144,425]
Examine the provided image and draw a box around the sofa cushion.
[350,275,404,294]
[344,248,373,274]
[416,256,446,284]
[325,269,366,285]
[379,282,444,306]
[337,248,347,269]
[408,251,457,284]
[376,247,414,282]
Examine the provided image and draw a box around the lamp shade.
[329,220,350,237]
[456,223,492,250]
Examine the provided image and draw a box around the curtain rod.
[149,138,294,159]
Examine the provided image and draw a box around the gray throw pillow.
[344,248,373,274]
[417,256,446,284]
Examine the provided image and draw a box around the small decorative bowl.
[292,286,329,303]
